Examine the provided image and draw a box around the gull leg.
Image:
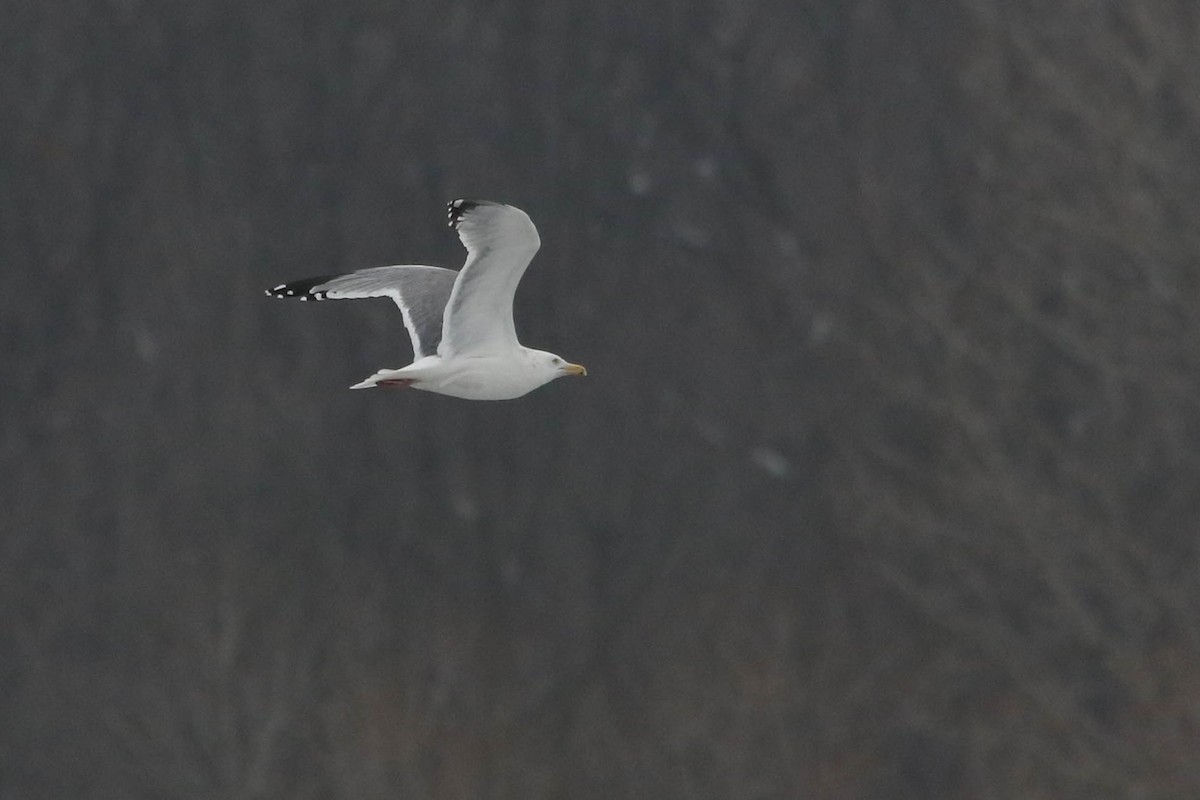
[377,378,416,389]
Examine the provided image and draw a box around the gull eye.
[553,357,562,365]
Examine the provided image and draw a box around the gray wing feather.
[271,265,458,358]
[440,199,540,355]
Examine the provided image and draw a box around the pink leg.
[376,378,416,389]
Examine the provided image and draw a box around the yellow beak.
[562,363,587,377]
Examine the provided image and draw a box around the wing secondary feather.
[267,265,457,358]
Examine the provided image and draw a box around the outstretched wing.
[267,265,457,358]
[440,199,541,356]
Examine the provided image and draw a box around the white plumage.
[267,199,586,400]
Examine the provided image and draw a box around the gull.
[267,199,586,400]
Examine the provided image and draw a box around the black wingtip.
[265,275,337,301]
[447,198,482,228]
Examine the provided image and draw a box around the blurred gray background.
[4,1,1200,797]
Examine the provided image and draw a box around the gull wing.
[439,199,541,356]
[267,265,457,358]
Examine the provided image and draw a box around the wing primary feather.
[448,198,490,229]
[266,275,340,300]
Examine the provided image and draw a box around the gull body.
[350,349,584,400]
[267,199,586,400]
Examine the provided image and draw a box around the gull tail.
[350,368,412,390]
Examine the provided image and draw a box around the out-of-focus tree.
[3,0,1200,798]
[816,1,1200,795]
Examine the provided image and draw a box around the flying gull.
[267,199,586,400]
